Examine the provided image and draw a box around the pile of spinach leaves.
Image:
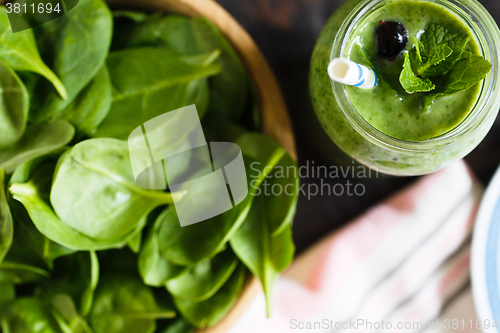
[0,0,299,332]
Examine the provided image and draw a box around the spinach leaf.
[80,251,99,316]
[127,232,142,254]
[50,294,93,333]
[0,298,63,333]
[166,248,239,302]
[0,7,67,99]
[10,200,75,268]
[93,48,220,139]
[97,248,139,275]
[0,170,13,264]
[57,65,112,140]
[0,283,15,305]
[116,14,250,120]
[9,150,65,187]
[202,114,247,143]
[0,232,51,285]
[230,195,295,316]
[0,209,54,284]
[112,14,198,54]
[237,133,299,235]
[0,261,50,284]
[0,58,29,150]
[89,274,175,333]
[50,138,179,240]
[113,10,148,23]
[173,263,245,328]
[29,0,113,122]
[0,120,74,173]
[158,142,286,266]
[190,17,249,120]
[159,317,195,333]
[35,251,99,317]
[139,217,186,287]
[10,162,150,250]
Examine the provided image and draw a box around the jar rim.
[331,0,500,152]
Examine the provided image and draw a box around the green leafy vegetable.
[412,39,452,75]
[80,251,99,316]
[113,10,148,23]
[111,14,249,120]
[35,251,99,320]
[93,48,220,139]
[0,298,63,333]
[414,24,469,77]
[90,274,176,333]
[399,53,435,94]
[399,23,490,99]
[57,65,112,139]
[139,216,186,287]
[0,7,67,100]
[0,58,29,150]
[50,138,180,240]
[0,120,74,173]
[29,0,113,122]
[158,137,286,265]
[190,17,249,120]
[230,194,295,316]
[0,2,298,329]
[422,51,491,110]
[10,161,151,250]
[237,133,299,235]
[435,51,492,95]
[127,232,143,254]
[112,14,198,53]
[9,200,75,268]
[173,263,245,328]
[159,318,195,333]
[166,248,239,302]
[0,170,13,264]
[0,261,50,284]
[0,283,15,305]
[50,294,93,333]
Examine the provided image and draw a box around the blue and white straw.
[327,58,378,90]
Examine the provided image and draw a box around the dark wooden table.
[217,0,500,254]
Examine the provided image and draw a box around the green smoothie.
[346,0,481,141]
[310,0,500,176]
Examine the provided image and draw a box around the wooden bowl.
[0,0,296,329]
[103,0,296,332]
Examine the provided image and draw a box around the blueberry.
[376,21,408,60]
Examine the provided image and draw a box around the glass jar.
[309,0,500,176]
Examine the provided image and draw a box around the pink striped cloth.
[228,161,483,333]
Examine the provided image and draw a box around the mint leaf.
[422,94,437,112]
[418,24,469,77]
[399,53,435,94]
[426,44,453,68]
[438,51,491,95]
[412,38,452,74]
[420,51,491,112]
[398,24,491,109]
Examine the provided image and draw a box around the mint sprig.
[400,53,435,93]
[412,24,469,78]
[398,23,491,106]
